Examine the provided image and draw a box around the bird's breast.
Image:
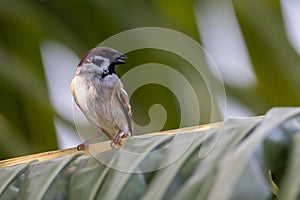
[71,74,120,129]
[72,75,94,109]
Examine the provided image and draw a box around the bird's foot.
[76,132,103,151]
[110,131,126,148]
[77,142,86,151]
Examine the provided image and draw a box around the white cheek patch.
[83,55,111,74]
[89,55,110,68]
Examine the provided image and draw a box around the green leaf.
[1,107,300,199]
[0,163,29,199]
[233,0,300,105]
[18,153,82,200]
[278,133,300,200]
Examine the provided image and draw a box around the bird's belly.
[73,76,118,133]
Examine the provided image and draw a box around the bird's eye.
[91,56,105,66]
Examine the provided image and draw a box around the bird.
[70,47,133,150]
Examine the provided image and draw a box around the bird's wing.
[116,84,133,135]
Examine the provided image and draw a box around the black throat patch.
[101,63,116,78]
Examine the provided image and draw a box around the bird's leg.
[77,131,103,151]
[110,130,126,148]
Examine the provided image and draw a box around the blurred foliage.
[0,0,300,159]
[231,0,300,112]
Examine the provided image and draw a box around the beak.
[113,54,128,65]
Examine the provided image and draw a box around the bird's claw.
[77,143,86,151]
[110,134,122,148]
[110,131,126,148]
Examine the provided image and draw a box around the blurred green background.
[0,0,299,159]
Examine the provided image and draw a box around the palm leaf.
[0,107,300,199]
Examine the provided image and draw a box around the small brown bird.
[70,47,133,150]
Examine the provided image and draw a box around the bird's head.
[77,47,127,77]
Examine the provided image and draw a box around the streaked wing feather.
[117,85,133,135]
